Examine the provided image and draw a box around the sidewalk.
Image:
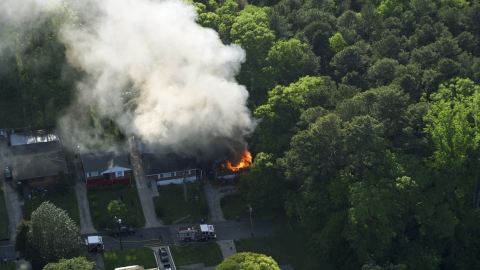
[217,240,237,259]
[15,259,31,270]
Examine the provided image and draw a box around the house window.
[171,172,176,177]
[116,171,124,178]
[184,170,190,175]
[86,172,99,178]
[158,174,163,178]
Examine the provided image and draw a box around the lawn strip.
[170,242,223,267]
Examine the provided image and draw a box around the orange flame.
[221,150,252,171]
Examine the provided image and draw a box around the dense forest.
[2,0,480,268]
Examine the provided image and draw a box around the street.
[81,219,276,250]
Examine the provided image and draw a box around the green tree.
[329,33,348,53]
[367,58,399,87]
[254,76,335,155]
[13,2,79,128]
[424,78,480,208]
[27,202,81,269]
[107,200,127,219]
[231,6,275,105]
[238,153,285,219]
[43,257,94,270]
[216,252,280,270]
[331,45,368,74]
[263,38,320,88]
[14,220,31,258]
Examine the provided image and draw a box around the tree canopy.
[42,257,94,270]
[216,252,280,270]
[4,0,480,268]
[26,201,81,269]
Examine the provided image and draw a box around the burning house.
[213,150,252,179]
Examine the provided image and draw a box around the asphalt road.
[81,219,277,250]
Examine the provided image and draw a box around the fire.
[222,150,252,171]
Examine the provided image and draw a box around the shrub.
[93,211,100,218]
[199,204,209,215]
[90,202,98,208]
[88,195,95,200]
[155,207,165,218]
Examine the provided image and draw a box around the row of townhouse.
[5,129,241,197]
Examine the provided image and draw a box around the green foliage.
[424,78,480,171]
[238,153,285,219]
[254,76,336,155]
[231,5,276,104]
[3,0,480,268]
[26,202,81,269]
[375,0,403,17]
[216,252,280,270]
[107,200,127,219]
[90,202,98,208]
[263,38,320,88]
[43,257,94,270]
[14,220,31,258]
[88,195,95,200]
[329,33,348,53]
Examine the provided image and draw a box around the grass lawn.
[220,194,249,221]
[170,242,223,267]
[153,184,208,225]
[24,191,80,226]
[235,224,317,270]
[0,190,9,239]
[88,185,145,230]
[103,247,157,270]
[0,261,16,270]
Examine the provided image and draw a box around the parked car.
[159,247,169,262]
[163,264,171,270]
[107,225,135,236]
[4,167,12,180]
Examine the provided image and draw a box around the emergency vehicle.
[177,224,216,241]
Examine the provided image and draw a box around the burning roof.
[220,150,252,172]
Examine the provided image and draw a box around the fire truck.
[177,224,216,241]
[85,236,104,252]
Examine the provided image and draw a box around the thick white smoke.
[2,0,254,159]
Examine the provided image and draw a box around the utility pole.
[248,204,254,238]
[183,163,192,202]
[115,217,123,250]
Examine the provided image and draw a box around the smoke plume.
[2,0,255,161]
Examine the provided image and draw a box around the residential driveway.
[0,138,22,241]
[204,182,225,222]
[127,136,160,228]
[73,157,97,234]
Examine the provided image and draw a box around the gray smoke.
[2,0,254,160]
